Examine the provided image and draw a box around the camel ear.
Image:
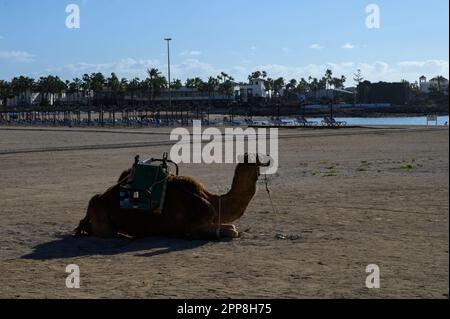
[247,153,257,164]
[238,153,258,164]
[238,153,252,164]
[237,153,246,163]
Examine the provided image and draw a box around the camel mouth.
[257,154,272,167]
[260,160,271,167]
[239,153,271,167]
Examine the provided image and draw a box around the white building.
[419,76,449,94]
[233,78,267,102]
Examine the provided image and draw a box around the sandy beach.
[0,125,448,299]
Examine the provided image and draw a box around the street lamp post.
[164,38,172,124]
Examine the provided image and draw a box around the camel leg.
[219,224,241,237]
[90,216,116,238]
[86,195,116,238]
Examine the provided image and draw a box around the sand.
[0,125,448,299]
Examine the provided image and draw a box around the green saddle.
[119,155,171,213]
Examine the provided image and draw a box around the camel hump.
[118,168,132,183]
[87,194,103,212]
[167,175,207,195]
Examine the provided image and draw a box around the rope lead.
[265,174,286,238]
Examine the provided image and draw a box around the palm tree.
[272,77,285,118]
[169,79,182,121]
[309,77,320,100]
[0,80,10,109]
[36,76,65,122]
[55,76,67,99]
[324,69,333,90]
[128,77,141,110]
[89,72,106,107]
[331,75,346,89]
[273,77,285,97]
[81,73,92,106]
[264,78,274,101]
[217,73,235,118]
[171,79,182,90]
[106,73,121,124]
[36,76,52,106]
[197,79,210,120]
[296,78,309,94]
[296,78,310,115]
[248,71,262,82]
[11,76,34,106]
[145,68,168,120]
[286,79,297,92]
[107,73,121,105]
[185,77,203,120]
[68,78,82,97]
[207,76,219,97]
[205,76,219,122]
[185,78,196,92]
[120,78,128,105]
[433,75,447,92]
[146,68,161,109]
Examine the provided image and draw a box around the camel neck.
[214,165,258,223]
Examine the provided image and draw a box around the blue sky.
[0,0,448,85]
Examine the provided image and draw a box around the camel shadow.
[21,235,211,260]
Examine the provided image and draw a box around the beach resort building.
[419,76,449,94]
[233,78,268,102]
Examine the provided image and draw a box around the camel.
[75,154,270,240]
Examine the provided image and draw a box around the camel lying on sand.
[75,154,270,239]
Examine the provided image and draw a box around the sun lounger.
[297,116,318,126]
[322,116,347,126]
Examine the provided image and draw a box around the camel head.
[236,153,271,182]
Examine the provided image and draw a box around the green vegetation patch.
[399,163,416,170]
[358,161,372,172]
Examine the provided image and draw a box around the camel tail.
[74,194,101,237]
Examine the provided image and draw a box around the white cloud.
[341,43,357,49]
[0,51,36,63]
[309,43,324,50]
[253,60,449,83]
[180,50,202,57]
[51,57,223,81]
[396,60,449,78]
[249,45,257,56]
[49,58,161,79]
[172,58,218,79]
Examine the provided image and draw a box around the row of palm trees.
[0,68,352,108]
[0,69,239,108]
[246,69,348,96]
